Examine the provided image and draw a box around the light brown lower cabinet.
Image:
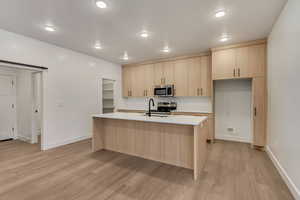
[252,77,267,146]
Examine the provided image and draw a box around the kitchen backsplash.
[117,96,213,113]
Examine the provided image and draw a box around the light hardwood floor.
[0,139,294,200]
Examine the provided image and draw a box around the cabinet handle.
[201,88,203,96]
[197,88,200,96]
[128,90,130,96]
[146,90,147,96]
[233,69,236,77]
[238,68,241,77]
[254,107,257,116]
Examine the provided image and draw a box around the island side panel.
[92,117,104,152]
[162,124,194,169]
[193,120,208,180]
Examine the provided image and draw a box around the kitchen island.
[92,112,208,180]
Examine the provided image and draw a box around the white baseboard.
[42,135,91,151]
[17,135,32,143]
[215,135,251,143]
[266,146,300,200]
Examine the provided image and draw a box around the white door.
[0,75,15,140]
[31,73,42,143]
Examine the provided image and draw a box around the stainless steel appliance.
[144,101,177,117]
[154,85,174,97]
[157,101,177,112]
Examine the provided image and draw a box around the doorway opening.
[102,79,115,113]
[214,79,253,143]
[0,65,44,150]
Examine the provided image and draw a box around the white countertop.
[92,112,207,126]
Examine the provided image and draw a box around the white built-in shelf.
[102,79,115,113]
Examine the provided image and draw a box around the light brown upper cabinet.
[212,42,266,80]
[249,44,266,77]
[154,61,174,86]
[235,47,250,78]
[212,48,235,80]
[122,66,134,97]
[188,56,211,96]
[140,64,154,97]
[174,59,189,96]
[122,54,212,97]
[252,77,267,146]
[124,64,154,97]
[200,56,211,96]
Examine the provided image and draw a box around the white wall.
[267,0,300,199]
[118,97,212,113]
[16,70,33,142]
[214,79,252,143]
[0,28,122,150]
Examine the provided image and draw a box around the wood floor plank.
[0,139,294,200]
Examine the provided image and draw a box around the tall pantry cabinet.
[211,39,267,147]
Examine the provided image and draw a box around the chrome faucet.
[148,98,155,117]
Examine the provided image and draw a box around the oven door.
[154,87,167,96]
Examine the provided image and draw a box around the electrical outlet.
[227,127,234,132]
[227,127,238,135]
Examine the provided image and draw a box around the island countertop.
[92,112,207,126]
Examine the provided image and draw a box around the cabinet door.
[249,44,266,77]
[154,63,164,86]
[142,64,154,97]
[162,61,175,85]
[134,65,146,97]
[188,57,201,96]
[122,66,133,97]
[200,56,211,96]
[174,59,189,96]
[252,77,267,146]
[235,47,251,78]
[212,49,236,80]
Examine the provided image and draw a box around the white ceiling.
[0,0,287,64]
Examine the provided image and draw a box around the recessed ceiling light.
[219,36,230,42]
[215,10,226,18]
[122,52,129,60]
[140,31,149,38]
[95,0,107,8]
[94,43,102,50]
[44,25,56,32]
[161,46,171,53]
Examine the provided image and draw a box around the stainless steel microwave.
[154,85,174,97]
